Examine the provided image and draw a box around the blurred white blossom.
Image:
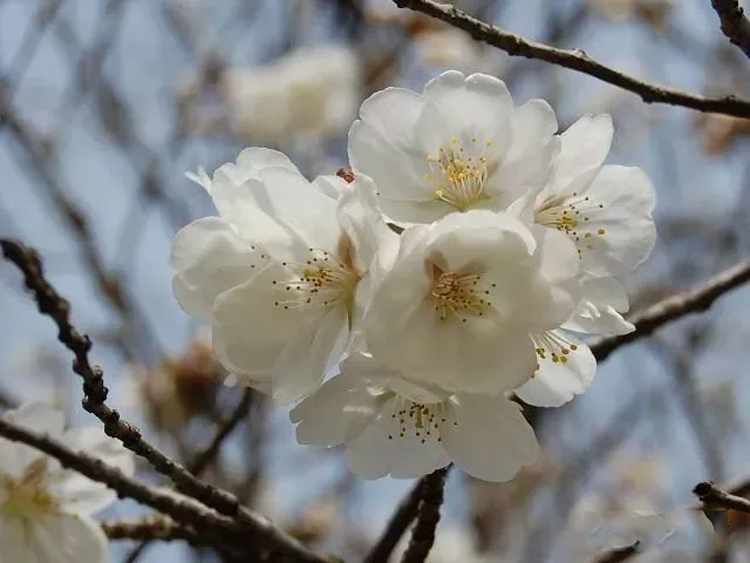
[0,403,134,563]
[220,45,360,147]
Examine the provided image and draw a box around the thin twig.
[0,416,242,541]
[190,389,254,474]
[591,259,750,362]
[711,0,750,59]
[0,238,329,563]
[401,467,449,563]
[127,389,255,562]
[694,481,750,514]
[391,0,750,118]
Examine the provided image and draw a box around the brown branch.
[365,469,447,563]
[102,516,199,543]
[711,0,750,59]
[401,467,449,563]
[694,481,750,514]
[0,415,242,542]
[391,0,750,118]
[126,389,255,562]
[591,259,750,362]
[0,238,329,563]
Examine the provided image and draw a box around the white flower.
[515,276,632,407]
[531,114,656,278]
[221,45,360,146]
[0,403,135,563]
[514,115,655,406]
[348,70,559,224]
[415,28,483,71]
[290,353,539,482]
[173,149,392,402]
[363,209,581,394]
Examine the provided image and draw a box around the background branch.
[0,238,328,563]
[591,259,750,362]
[401,467,448,563]
[392,0,750,118]
[711,0,750,59]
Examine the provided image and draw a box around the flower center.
[535,191,608,256]
[429,265,492,322]
[531,331,579,365]
[1,458,59,523]
[386,397,456,445]
[273,247,361,313]
[425,137,494,211]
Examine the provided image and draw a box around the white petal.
[441,395,539,482]
[272,306,349,403]
[234,147,296,178]
[52,427,134,515]
[211,264,302,383]
[491,100,559,207]
[212,263,348,402]
[24,512,109,563]
[312,174,346,199]
[551,114,613,191]
[563,277,634,336]
[290,374,380,446]
[573,165,656,277]
[345,397,450,479]
[185,167,211,192]
[355,86,427,150]
[348,120,434,216]
[171,217,260,319]
[516,334,596,407]
[421,71,513,145]
[255,166,340,252]
[336,173,397,273]
[0,403,64,477]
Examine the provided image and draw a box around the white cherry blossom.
[219,44,360,146]
[290,353,539,482]
[348,70,559,224]
[531,114,657,278]
[0,403,135,563]
[516,276,634,407]
[173,149,392,402]
[514,115,654,406]
[363,209,581,395]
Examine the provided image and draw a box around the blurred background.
[1,0,750,561]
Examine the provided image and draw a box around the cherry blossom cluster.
[172,70,656,482]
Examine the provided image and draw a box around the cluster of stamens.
[272,248,360,311]
[386,398,456,444]
[430,268,493,322]
[535,192,607,255]
[1,459,59,521]
[532,331,579,366]
[424,136,493,211]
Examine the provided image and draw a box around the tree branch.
[391,0,750,118]
[711,0,750,59]
[694,481,750,514]
[0,415,243,544]
[0,238,329,563]
[102,516,199,543]
[401,467,448,563]
[591,259,750,362]
[126,388,255,562]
